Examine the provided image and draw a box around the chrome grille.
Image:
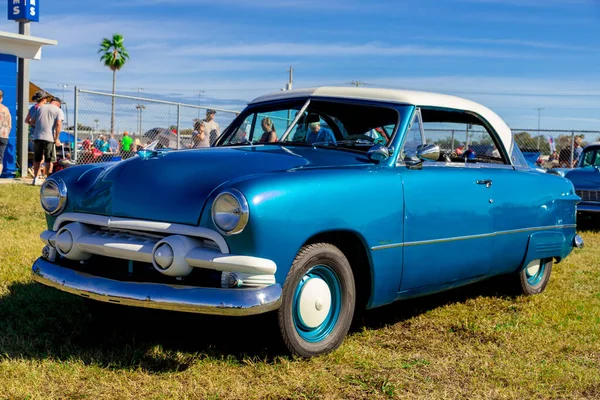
[576,190,600,203]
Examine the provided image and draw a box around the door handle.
[476,179,492,188]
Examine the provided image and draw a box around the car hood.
[74,146,371,225]
[565,167,600,190]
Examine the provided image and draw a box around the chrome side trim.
[371,224,578,251]
[54,213,229,254]
[32,258,282,316]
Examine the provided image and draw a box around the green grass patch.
[0,184,599,399]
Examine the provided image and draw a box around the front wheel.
[278,243,356,358]
[514,258,553,295]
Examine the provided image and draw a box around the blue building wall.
[0,54,17,178]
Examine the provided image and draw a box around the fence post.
[451,130,455,150]
[176,104,181,150]
[73,86,79,162]
[570,130,575,167]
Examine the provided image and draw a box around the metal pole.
[570,130,575,168]
[451,130,455,150]
[74,87,79,162]
[16,21,30,178]
[176,104,181,150]
[536,108,545,151]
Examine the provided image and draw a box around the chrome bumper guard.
[573,234,584,249]
[32,258,282,316]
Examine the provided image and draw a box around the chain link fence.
[68,89,600,169]
[421,127,600,169]
[71,88,240,164]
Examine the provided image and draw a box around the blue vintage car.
[561,143,600,214]
[33,87,583,357]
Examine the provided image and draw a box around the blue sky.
[1,0,600,131]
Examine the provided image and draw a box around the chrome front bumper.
[32,258,282,316]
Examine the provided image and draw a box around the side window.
[404,108,507,165]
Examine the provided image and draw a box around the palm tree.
[98,34,129,134]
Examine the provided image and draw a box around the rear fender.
[521,231,567,269]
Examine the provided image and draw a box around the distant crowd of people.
[538,137,584,168]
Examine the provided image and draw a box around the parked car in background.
[559,142,600,215]
[33,87,583,357]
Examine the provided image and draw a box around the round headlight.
[40,178,67,215]
[211,189,249,235]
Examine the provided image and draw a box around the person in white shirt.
[203,109,220,145]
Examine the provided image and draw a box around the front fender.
[199,167,405,308]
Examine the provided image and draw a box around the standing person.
[0,90,12,177]
[93,135,104,150]
[99,136,110,153]
[121,131,133,156]
[190,120,209,148]
[32,96,63,185]
[573,136,584,167]
[25,91,49,134]
[108,134,118,153]
[203,109,220,145]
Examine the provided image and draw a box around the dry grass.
[0,184,599,399]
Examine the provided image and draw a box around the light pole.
[57,83,68,101]
[136,105,146,138]
[133,88,144,138]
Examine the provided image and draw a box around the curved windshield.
[218,99,409,153]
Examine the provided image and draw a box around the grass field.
[0,183,599,399]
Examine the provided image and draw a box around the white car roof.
[250,86,514,153]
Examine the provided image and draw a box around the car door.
[398,109,495,292]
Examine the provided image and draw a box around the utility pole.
[536,108,545,150]
[351,81,364,87]
[286,66,294,91]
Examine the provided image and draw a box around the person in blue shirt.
[306,121,336,145]
[93,135,104,150]
[108,134,119,153]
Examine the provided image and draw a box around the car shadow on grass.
[576,214,600,232]
[0,281,284,373]
[2,277,515,371]
[358,276,517,331]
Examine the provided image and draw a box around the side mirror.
[367,144,390,162]
[417,144,440,161]
[405,144,440,169]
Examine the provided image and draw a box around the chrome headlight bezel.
[40,178,67,216]
[211,189,249,236]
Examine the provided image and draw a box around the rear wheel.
[278,243,355,358]
[514,258,553,295]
